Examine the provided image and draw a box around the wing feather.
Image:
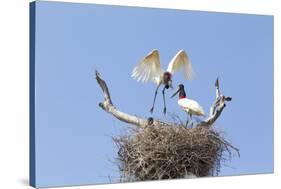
[131,49,163,84]
[167,49,195,80]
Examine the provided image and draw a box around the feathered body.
[171,84,205,126]
[178,98,205,116]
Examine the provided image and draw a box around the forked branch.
[96,70,147,127]
[197,78,232,128]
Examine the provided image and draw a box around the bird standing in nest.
[131,49,195,114]
[171,84,205,127]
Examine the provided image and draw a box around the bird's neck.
[179,95,186,99]
[179,90,186,99]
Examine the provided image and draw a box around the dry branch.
[96,71,231,129]
[197,78,232,128]
[96,70,147,127]
[96,70,181,128]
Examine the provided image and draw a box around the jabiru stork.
[131,49,195,114]
[171,84,205,127]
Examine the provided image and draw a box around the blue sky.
[33,1,273,187]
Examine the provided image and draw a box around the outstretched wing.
[131,49,163,84]
[167,49,195,80]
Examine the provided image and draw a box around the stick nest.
[114,122,239,182]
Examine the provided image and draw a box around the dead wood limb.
[96,71,231,129]
[96,70,147,127]
[96,70,171,128]
[197,78,232,128]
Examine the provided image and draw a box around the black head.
[163,72,172,88]
[147,117,154,125]
[178,84,184,89]
[171,84,186,98]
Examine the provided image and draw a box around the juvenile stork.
[131,49,195,114]
[171,84,205,127]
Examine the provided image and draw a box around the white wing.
[167,49,195,80]
[131,49,163,84]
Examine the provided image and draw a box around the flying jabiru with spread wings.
[131,49,195,114]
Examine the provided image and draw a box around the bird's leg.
[150,84,160,114]
[189,114,193,128]
[162,87,167,114]
[185,117,189,128]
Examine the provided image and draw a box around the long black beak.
[170,87,180,98]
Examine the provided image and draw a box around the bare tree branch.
[95,71,231,129]
[197,78,232,128]
[95,70,148,127]
[96,70,171,128]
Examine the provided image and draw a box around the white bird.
[131,49,195,114]
[171,84,205,127]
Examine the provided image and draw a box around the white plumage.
[131,49,195,85]
[178,98,205,117]
[171,84,205,127]
[131,49,162,84]
[166,49,195,80]
[131,49,195,114]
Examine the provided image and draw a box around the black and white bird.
[171,84,205,127]
[131,49,195,114]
